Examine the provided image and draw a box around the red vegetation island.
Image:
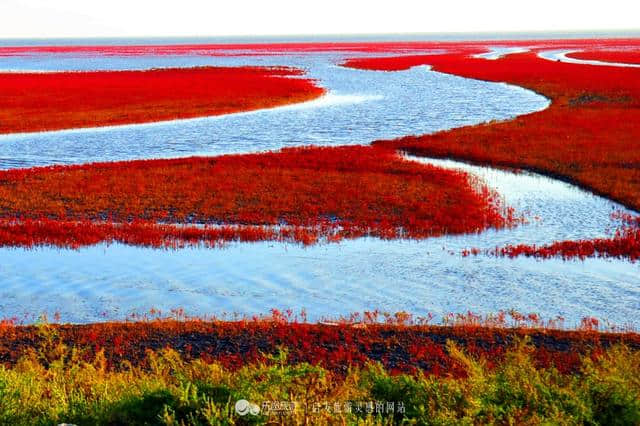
[0,146,515,248]
[2,38,638,57]
[0,311,637,375]
[0,66,324,134]
[567,49,640,65]
[485,220,640,262]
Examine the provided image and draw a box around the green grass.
[0,337,637,425]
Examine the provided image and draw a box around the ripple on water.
[0,241,638,325]
[0,53,549,168]
[0,52,636,325]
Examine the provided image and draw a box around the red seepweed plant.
[489,226,640,261]
[343,40,640,261]
[0,66,324,134]
[0,309,636,376]
[344,45,640,211]
[2,39,640,258]
[2,38,638,57]
[0,146,517,249]
[461,212,640,262]
[567,49,640,65]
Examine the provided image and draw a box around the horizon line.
[1,29,640,43]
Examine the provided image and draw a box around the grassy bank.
[0,335,637,425]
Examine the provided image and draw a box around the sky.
[0,0,639,39]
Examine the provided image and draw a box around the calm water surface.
[0,47,637,325]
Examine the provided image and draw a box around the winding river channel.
[0,48,637,325]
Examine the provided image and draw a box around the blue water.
[0,52,546,169]
[0,47,637,325]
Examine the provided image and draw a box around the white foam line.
[0,69,62,73]
[538,49,640,68]
[337,62,434,72]
[0,91,381,140]
[473,47,530,60]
